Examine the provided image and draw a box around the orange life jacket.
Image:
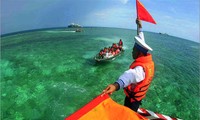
[124,53,154,102]
[119,40,123,46]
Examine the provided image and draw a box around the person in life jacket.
[118,39,123,51]
[118,39,123,46]
[102,19,154,112]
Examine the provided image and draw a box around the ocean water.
[1,27,199,120]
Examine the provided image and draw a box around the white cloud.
[92,7,133,19]
[152,13,199,42]
[119,0,129,4]
[84,7,134,28]
[94,13,107,19]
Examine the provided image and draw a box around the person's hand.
[101,83,119,96]
[136,18,140,24]
[136,18,142,28]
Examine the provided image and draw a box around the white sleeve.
[116,66,145,89]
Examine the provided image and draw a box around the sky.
[1,0,199,43]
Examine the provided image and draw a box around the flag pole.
[136,0,139,35]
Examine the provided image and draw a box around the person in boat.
[103,47,108,53]
[119,39,123,46]
[102,19,154,112]
[103,47,110,58]
[115,48,120,54]
[118,39,123,50]
[99,49,104,59]
[111,43,119,55]
[111,43,118,51]
[118,39,123,51]
[110,47,115,56]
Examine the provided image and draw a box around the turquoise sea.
[1,27,200,120]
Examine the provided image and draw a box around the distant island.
[68,23,82,28]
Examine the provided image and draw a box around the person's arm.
[102,66,145,96]
[136,18,142,33]
[116,66,145,89]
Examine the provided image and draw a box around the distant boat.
[68,23,82,28]
[75,29,82,32]
[158,32,169,36]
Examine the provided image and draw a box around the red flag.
[136,0,156,24]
